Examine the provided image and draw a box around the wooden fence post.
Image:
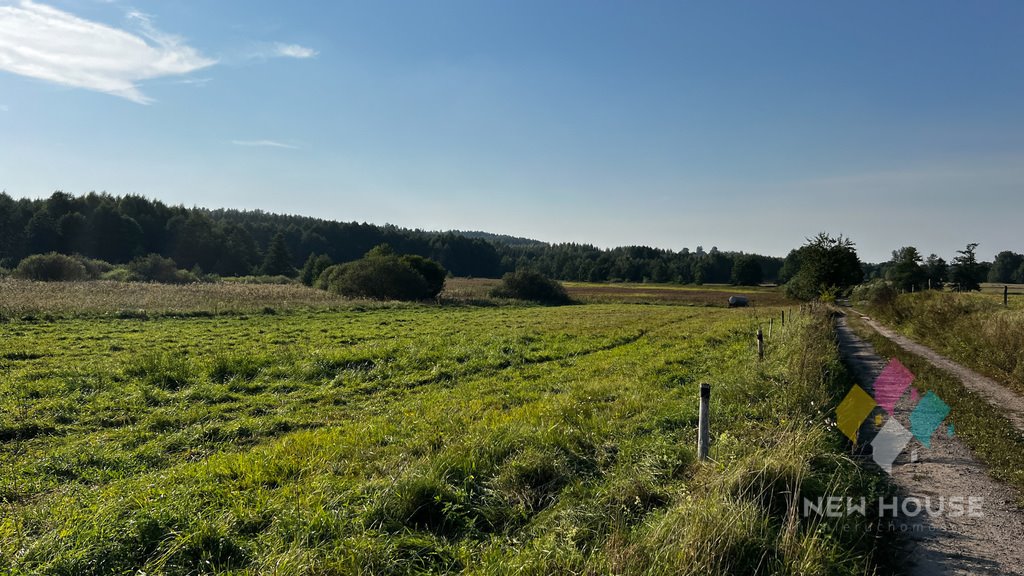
[698,383,711,461]
[756,328,764,361]
[781,310,785,327]
[769,317,774,338]
[1005,285,1009,307]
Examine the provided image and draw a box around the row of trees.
[876,243,1002,293]
[988,250,1024,284]
[0,192,783,285]
[772,235,1013,301]
[7,193,1012,298]
[0,192,504,278]
[499,243,782,285]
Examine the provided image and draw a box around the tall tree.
[300,253,333,286]
[25,210,59,254]
[261,232,295,277]
[950,243,982,292]
[57,212,90,255]
[988,251,1024,284]
[886,246,927,292]
[777,249,801,283]
[924,254,947,290]
[90,203,143,263]
[731,255,763,286]
[785,233,863,301]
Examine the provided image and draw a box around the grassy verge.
[843,311,1024,504]
[861,291,1024,394]
[2,302,892,574]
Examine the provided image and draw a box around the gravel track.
[836,315,1024,575]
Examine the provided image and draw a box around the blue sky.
[1,0,1022,262]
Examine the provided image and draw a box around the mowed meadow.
[1,281,892,575]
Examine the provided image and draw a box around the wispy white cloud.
[272,42,318,59]
[174,77,211,86]
[243,41,319,61]
[0,1,215,104]
[231,139,298,149]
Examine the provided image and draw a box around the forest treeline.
[0,192,783,284]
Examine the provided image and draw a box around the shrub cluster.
[13,253,90,281]
[850,280,898,309]
[490,270,572,304]
[127,254,199,284]
[11,253,207,284]
[317,245,447,301]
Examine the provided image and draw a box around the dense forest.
[0,192,784,284]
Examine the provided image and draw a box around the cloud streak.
[0,1,215,103]
[231,139,298,149]
[242,42,319,61]
[273,42,318,59]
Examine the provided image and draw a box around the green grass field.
[1,282,892,575]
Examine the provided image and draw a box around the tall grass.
[0,279,351,319]
[864,291,1024,392]
[0,304,891,574]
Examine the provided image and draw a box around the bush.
[128,254,195,284]
[850,280,897,309]
[401,254,447,297]
[300,254,333,286]
[491,271,572,305]
[317,246,446,301]
[75,257,114,279]
[13,253,89,281]
[101,268,132,282]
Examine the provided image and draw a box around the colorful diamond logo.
[909,391,950,448]
[836,384,877,442]
[871,418,913,474]
[873,358,915,415]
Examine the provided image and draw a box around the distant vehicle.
[728,296,749,307]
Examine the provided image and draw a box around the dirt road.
[835,315,1024,575]
[855,314,1024,433]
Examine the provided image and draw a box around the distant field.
[0,279,349,318]
[445,278,794,307]
[562,282,793,307]
[0,279,793,320]
[0,281,883,574]
[980,282,1024,308]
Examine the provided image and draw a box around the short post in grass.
[1005,285,1009,307]
[781,310,785,327]
[756,327,764,361]
[769,317,773,338]
[698,383,711,461]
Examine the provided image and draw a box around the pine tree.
[261,233,294,277]
[950,243,982,292]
